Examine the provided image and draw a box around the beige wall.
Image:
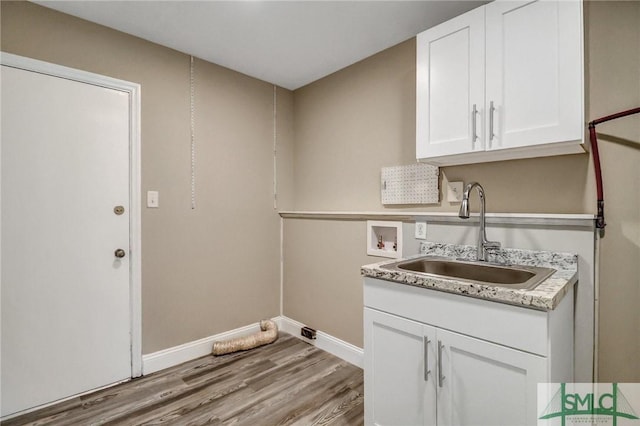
[1,1,295,354]
[283,219,370,346]
[586,0,640,382]
[286,1,640,381]
[293,40,595,214]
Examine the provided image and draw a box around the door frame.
[1,52,143,378]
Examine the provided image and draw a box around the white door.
[364,308,437,426]
[1,64,132,417]
[436,328,547,426]
[485,0,583,150]
[416,6,485,160]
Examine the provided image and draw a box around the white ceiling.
[34,1,487,90]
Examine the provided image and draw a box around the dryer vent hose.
[212,319,278,356]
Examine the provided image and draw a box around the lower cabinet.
[436,326,545,426]
[364,308,436,426]
[365,308,546,426]
[363,278,574,426]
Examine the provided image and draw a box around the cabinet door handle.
[472,104,478,144]
[423,337,431,382]
[489,101,496,146]
[438,340,445,388]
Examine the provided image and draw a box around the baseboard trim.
[142,321,265,375]
[142,316,363,375]
[274,316,364,368]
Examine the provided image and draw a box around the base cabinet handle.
[438,340,445,388]
[424,337,431,382]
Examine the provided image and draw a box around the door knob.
[114,249,126,258]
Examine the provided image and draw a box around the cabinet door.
[416,6,485,160]
[364,308,436,426]
[436,328,547,426]
[485,0,583,151]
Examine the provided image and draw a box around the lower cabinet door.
[364,308,437,426]
[436,328,547,426]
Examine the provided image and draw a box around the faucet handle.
[483,242,508,265]
[479,240,501,263]
[483,240,501,250]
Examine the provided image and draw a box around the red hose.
[588,123,605,229]
[591,107,640,126]
[588,106,640,229]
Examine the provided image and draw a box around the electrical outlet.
[415,222,427,239]
[447,182,464,203]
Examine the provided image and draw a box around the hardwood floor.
[2,334,364,426]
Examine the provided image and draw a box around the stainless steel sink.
[381,257,555,290]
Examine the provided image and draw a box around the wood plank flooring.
[2,334,364,426]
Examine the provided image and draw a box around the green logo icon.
[539,383,639,425]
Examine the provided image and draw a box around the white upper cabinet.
[416,0,585,166]
[416,7,485,160]
[485,0,584,151]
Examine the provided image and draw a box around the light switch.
[147,191,159,208]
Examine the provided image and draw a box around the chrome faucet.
[458,182,501,261]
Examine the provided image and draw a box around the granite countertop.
[361,242,578,311]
